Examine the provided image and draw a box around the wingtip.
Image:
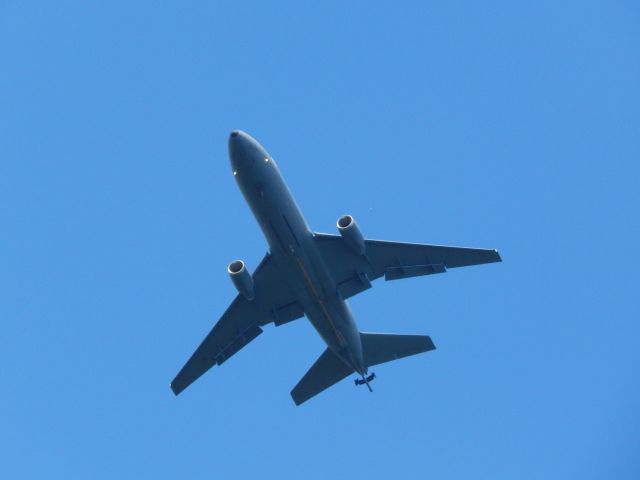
[170,382,183,396]
[290,392,303,406]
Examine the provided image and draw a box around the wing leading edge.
[171,253,304,395]
[313,233,502,299]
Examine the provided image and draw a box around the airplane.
[170,130,502,405]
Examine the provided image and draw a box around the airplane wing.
[171,253,304,395]
[312,233,502,299]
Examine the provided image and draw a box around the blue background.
[2,1,639,478]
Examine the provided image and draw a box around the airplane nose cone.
[228,130,263,172]
[229,130,255,171]
[228,130,249,157]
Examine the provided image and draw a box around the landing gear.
[354,372,376,392]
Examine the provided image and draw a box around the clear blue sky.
[2,1,639,478]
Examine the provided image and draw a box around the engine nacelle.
[337,214,366,255]
[227,260,255,300]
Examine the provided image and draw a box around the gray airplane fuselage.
[228,130,366,375]
[171,129,499,403]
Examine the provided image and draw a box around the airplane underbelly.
[303,304,342,351]
[254,186,361,364]
[301,294,363,370]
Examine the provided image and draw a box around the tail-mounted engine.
[337,214,366,255]
[227,260,255,300]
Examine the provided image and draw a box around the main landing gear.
[354,372,376,392]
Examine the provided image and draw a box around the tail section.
[360,332,435,367]
[290,348,354,406]
[290,333,435,406]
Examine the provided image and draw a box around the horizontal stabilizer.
[291,348,354,406]
[361,332,435,367]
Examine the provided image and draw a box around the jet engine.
[337,214,366,255]
[227,260,255,300]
